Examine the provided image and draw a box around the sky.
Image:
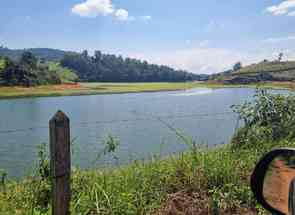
[1,0,295,74]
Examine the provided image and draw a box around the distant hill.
[0,47,74,62]
[0,47,209,82]
[211,61,295,84]
[235,61,295,75]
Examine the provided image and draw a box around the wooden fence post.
[49,110,71,215]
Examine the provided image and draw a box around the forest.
[0,47,207,85]
[60,50,203,82]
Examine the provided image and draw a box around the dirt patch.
[154,191,256,215]
[52,83,83,90]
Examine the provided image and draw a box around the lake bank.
[0,81,294,100]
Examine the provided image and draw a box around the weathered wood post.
[49,110,71,215]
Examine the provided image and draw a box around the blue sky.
[1,0,295,74]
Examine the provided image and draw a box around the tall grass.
[2,137,289,214]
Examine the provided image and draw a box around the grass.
[1,138,293,214]
[0,81,294,100]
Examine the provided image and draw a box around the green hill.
[0,47,209,82]
[235,61,295,75]
[0,47,73,62]
[213,61,295,84]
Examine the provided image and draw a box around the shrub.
[232,89,295,148]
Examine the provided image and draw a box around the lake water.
[0,88,287,178]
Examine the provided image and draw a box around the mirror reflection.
[263,152,295,215]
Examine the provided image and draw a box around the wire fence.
[0,111,237,134]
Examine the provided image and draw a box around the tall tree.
[278,53,283,62]
[233,62,242,71]
[20,51,37,68]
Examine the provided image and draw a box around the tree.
[82,50,88,58]
[278,53,283,62]
[233,62,242,71]
[94,50,102,62]
[0,54,65,87]
[20,51,37,68]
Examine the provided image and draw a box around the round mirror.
[261,151,295,214]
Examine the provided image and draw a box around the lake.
[0,88,287,178]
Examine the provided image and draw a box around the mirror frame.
[251,148,295,215]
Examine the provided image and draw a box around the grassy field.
[0,81,294,100]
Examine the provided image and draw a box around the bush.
[232,89,295,149]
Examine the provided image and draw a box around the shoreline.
[0,82,293,100]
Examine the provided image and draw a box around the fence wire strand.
[0,111,236,134]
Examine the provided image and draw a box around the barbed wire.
[0,111,236,134]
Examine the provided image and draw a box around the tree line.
[60,50,204,82]
[0,48,208,86]
[0,52,76,86]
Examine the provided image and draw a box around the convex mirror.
[251,149,295,215]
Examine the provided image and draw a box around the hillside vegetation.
[235,61,295,74]
[1,90,294,214]
[60,51,204,82]
[212,60,295,84]
[48,63,78,83]
[0,47,72,62]
[0,52,78,86]
[0,47,208,83]
[0,58,5,69]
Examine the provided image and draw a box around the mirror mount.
[251,148,295,215]
[289,178,295,215]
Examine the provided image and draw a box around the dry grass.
[155,191,257,215]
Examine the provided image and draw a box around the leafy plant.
[232,89,295,148]
[96,134,120,162]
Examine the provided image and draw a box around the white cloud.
[72,0,151,22]
[122,40,295,74]
[72,0,114,17]
[262,35,295,43]
[129,48,264,74]
[266,0,295,16]
[114,9,129,21]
